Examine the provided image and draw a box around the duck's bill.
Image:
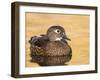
[66,37,71,41]
[63,35,71,41]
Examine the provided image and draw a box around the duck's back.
[45,41,72,56]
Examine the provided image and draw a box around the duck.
[29,25,72,66]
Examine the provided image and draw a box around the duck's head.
[47,25,71,41]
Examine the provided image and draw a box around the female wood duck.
[29,25,72,66]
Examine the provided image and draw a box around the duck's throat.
[55,37,62,41]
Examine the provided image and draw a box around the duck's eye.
[55,29,60,33]
[57,30,60,33]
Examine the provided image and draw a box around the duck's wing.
[29,35,49,56]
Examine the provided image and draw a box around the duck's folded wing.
[29,36,49,56]
[30,45,45,56]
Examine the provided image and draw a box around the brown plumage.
[45,41,71,56]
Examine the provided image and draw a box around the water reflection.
[30,55,72,66]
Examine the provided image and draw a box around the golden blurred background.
[25,12,90,67]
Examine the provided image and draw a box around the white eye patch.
[54,29,61,33]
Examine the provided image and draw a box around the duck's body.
[29,25,72,66]
[29,36,72,56]
[45,41,71,56]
